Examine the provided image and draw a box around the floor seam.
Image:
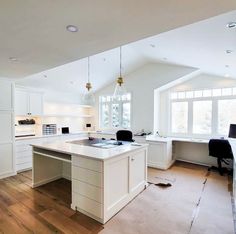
[188,170,209,234]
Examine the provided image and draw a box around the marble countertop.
[31,140,148,161]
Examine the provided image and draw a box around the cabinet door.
[130,150,146,193]
[148,142,165,167]
[0,81,12,110]
[29,92,43,116]
[15,90,29,115]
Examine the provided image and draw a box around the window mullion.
[188,100,193,136]
[212,99,218,136]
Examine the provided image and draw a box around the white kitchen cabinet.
[71,147,147,224]
[15,133,88,172]
[0,80,14,179]
[15,88,43,116]
[130,150,146,193]
[147,139,174,170]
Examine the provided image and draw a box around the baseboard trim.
[0,171,16,179]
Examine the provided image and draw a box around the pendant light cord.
[88,57,90,83]
[120,46,122,77]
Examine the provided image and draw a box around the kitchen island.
[31,138,148,224]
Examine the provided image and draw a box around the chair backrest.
[208,139,233,159]
[116,130,133,142]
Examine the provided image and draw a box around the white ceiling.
[1,0,235,78]
[17,10,236,94]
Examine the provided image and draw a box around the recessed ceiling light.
[9,57,18,62]
[66,25,78,32]
[150,44,156,48]
[224,74,230,77]
[226,22,236,28]
[226,50,233,54]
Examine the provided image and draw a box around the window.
[193,101,212,134]
[170,87,236,137]
[218,99,236,135]
[171,102,188,133]
[99,93,131,129]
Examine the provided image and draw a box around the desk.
[31,139,148,224]
[146,136,212,169]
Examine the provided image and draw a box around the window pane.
[101,103,109,127]
[171,102,188,133]
[186,91,193,99]
[212,89,221,97]
[203,89,212,97]
[193,101,212,134]
[194,90,202,98]
[222,88,232,96]
[122,103,131,128]
[112,103,120,127]
[218,99,236,135]
[178,92,185,99]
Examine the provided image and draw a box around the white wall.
[94,62,196,133]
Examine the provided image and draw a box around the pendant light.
[82,57,95,105]
[113,46,127,101]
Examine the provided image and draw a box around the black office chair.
[116,130,134,142]
[208,139,233,175]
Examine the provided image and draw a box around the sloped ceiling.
[1,0,236,78]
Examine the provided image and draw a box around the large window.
[170,87,236,137]
[99,93,131,129]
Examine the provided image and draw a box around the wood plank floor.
[0,162,234,234]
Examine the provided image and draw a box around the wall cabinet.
[15,88,43,116]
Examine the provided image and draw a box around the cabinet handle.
[131,158,135,161]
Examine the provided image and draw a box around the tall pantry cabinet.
[0,79,15,178]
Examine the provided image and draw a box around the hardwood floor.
[0,163,234,234]
[0,171,103,234]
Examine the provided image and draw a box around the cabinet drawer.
[16,150,32,159]
[72,166,102,187]
[72,156,102,172]
[72,192,102,218]
[72,179,102,203]
[16,144,32,153]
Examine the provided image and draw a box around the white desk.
[31,140,148,224]
[146,136,211,169]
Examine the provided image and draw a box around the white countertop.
[31,140,148,161]
[15,132,88,141]
[146,135,209,144]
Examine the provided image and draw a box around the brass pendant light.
[113,46,127,101]
[82,57,95,105]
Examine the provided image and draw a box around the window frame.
[99,93,132,130]
[168,92,236,138]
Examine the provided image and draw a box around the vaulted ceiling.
[1,0,236,78]
[17,10,236,94]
